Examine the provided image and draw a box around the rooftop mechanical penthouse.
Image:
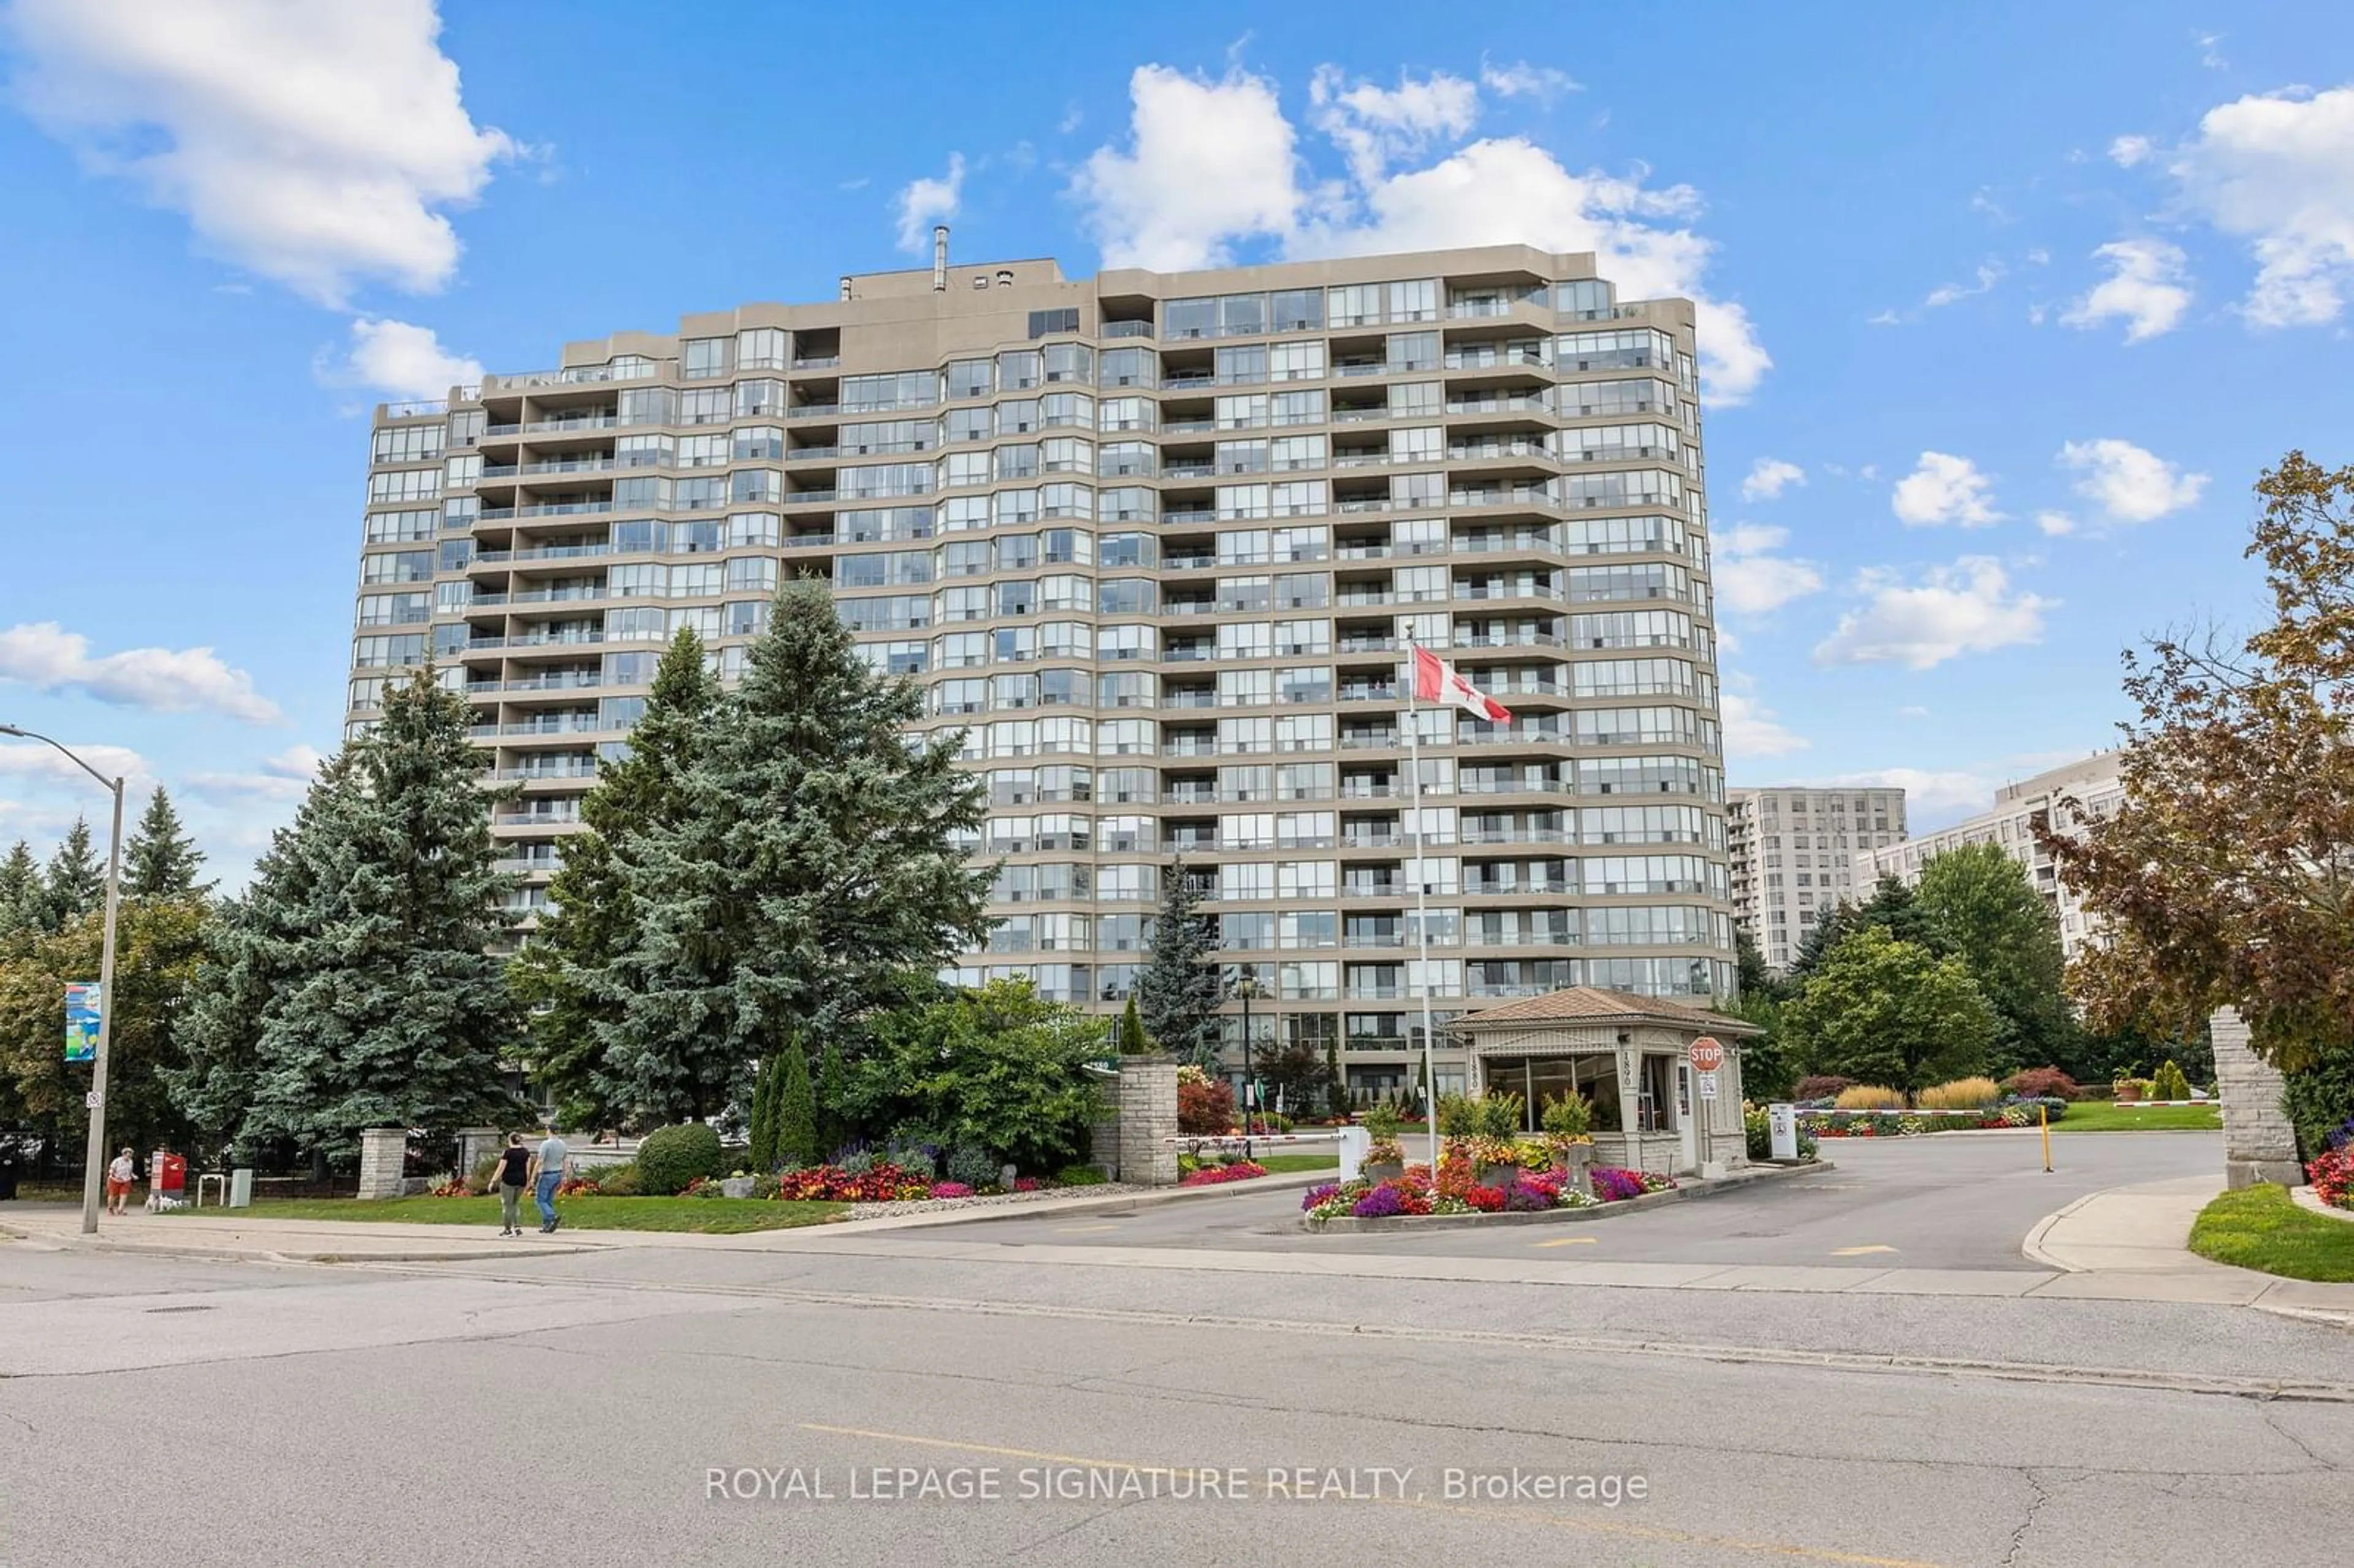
[349,240,1733,1094]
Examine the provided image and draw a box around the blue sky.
[1,0,2349,877]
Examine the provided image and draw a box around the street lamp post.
[1233,965,1262,1137]
[0,725,125,1236]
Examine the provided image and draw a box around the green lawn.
[2052,1101,2220,1133]
[1255,1152,1340,1174]
[169,1195,847,1235]
[2188,1184,2354,1282]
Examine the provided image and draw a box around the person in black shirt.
[493,1133,533,1236]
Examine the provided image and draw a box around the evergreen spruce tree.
[1324,1038,1344,1117]
[0,840,40,938]
[169,757,364,1147]
[173,674,524,1152]
[775,1036,819,1168]
[604,579,992,1121]
[123,786,208,899]
[36,818,105,932]
[1137,860,1224,1071]
[511,627,722,1126]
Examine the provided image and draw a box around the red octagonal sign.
[1688,1037,1724,1073]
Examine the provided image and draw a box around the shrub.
[586,1162,641,1197]
[1361,1100,1403,1140]
[1434,1092,1484,1138]
[468,1153,502,1195]
[2004,1067,2081,1102]
[1540,1091,1593,1140]
[2149,1060,2193,1102]
[943,1144,1000,1191]
[1917,1076,2002,1111]
[635,1124,725,1195]
[1178,1076,1236,1135]
[1794,1075,1854,1102]
[1053,1164,1108,1187]
[883,1130,944,1179]
[1835,1085,1906,1111]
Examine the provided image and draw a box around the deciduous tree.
[1914,842,2078,1077]
[2041,453,2354,1076]
[1783,926,1998,1092]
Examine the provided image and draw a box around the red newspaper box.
[151,1152,186,1196]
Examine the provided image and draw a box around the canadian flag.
[1411,645,1512,723]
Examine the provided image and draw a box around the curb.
[1303,1159,1835,1233]
[2020,1193,2100,1273]
[0,1216,606,1265]
[818,1168,1336,1233]
[2288,1186,2354,1226]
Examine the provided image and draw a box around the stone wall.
[2214,1007,2303,1188]
[1090,1109,1122,1181]
[355,1127,408,1201]
[1115,1057,1179,1187]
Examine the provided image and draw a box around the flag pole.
[1406,645,1440,1178]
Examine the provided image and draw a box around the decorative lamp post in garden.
[0,724,125,1236]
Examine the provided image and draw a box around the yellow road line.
[799,1423,1951,1567]
[1531,1236,1599,1247]
[1830,1245,1899,1257]
[1051,1223,1120,1234]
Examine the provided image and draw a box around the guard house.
[1455,987,1756,1176]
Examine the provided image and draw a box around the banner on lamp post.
[64,983,101,1063]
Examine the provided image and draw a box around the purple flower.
[1301,1182,1342,1212]
[1504,1181,1552,1212]
[1590,1166,1647,1203]
[1350,1185,1407,1219]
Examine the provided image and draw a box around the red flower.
[1464,1184,1506,1212]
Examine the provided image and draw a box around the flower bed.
[1797,1098,2065,1138]
[2310,1117,2354,1211]
[1304,1155,1670,1224]
[1179,1160,1268,1187]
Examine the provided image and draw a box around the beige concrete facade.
[1727,786,1908,974]
[349,242,1732,1089]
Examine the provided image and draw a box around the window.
[736,327,788,371]
[1027,308,1081,339]
[682,338,730,379]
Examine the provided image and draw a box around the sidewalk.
[2024,1174,2354,1322]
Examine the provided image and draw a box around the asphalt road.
[2,1232,2348,1568]
[947,1130,2224,1271]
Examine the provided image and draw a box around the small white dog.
[143,1192,186,1213]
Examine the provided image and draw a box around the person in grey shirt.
[529,1127,568,1233]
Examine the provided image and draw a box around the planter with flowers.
[1301,1161,1674,1230]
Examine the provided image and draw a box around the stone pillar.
[2214,1008,2303,1188]
[1116,1056,1180,1187]
[1090,1108,1122,1181]
[356,1127,408,1201]
[455,1127,504,1179]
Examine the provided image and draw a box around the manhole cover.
[144,1304,216,1314]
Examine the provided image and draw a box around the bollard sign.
[64,982,101,1063]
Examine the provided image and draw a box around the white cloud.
[2197,32,2228,71]
[1069,62,1772,405]
[6,0,516,306]
[1740,457,1805,501]
[1057,104,1084,135]
[1713,524,1825,615]
[2169,84,2354,327]
[1070,65,1301,272]
[1721,690,1810,758]
[2036,510,2077,537]
[1814,558,2054,669]
[316,316,482,402]
[894,153,965,253]
[1309,66,1480,185]
[1891,452,2002,528]
[185,743,326,806]
[2057,438,2209,523]
[1897,706,1931,719]
[0,622,281,723]
[2060,238,2192,343]
[1478,59,1577,102]
[1924,261,2004,308]
[0,739,153,790]
[2108,134,2154,167]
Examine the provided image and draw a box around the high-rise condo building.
[349,241,1732,1096]
[1851,753,2121,962]
[1726,786,1910,974]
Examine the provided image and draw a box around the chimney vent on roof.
[932,226,949,292]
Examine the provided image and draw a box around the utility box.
[151,1151,187,1197]
[1768,1104,1799,1162]
[229,1168,253,1208]
[1336,1126,1371,1183]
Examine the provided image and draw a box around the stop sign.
[1689,1037,1724,1073]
